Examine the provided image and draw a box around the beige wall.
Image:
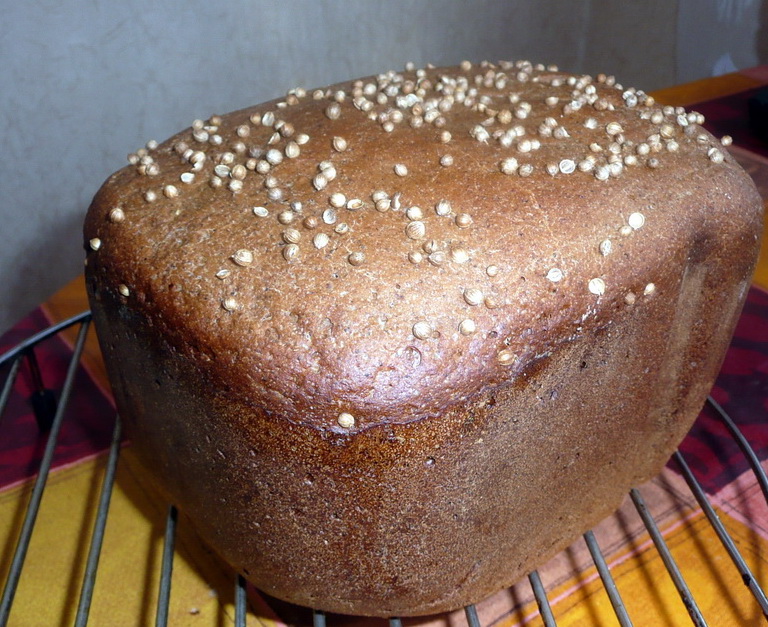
[1,0,765,334]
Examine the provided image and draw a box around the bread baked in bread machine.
[83,60,763,616]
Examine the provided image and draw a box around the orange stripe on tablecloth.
[472,460,767,626]
[39,275,113,402]
[534,510,768,626]
[653,72,764,108]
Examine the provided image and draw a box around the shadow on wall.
[759,0,768,63]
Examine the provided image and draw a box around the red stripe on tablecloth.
[676,286,768,492]
[741,66,768,83]
[0,307,117,491]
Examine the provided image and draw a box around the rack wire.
[0,312,766,626]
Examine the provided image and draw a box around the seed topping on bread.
[86,59,741,424]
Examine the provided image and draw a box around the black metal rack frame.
[0,312,766,626]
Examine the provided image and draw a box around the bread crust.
[84,61,762,616]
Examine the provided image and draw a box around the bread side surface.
[84,60,763,616]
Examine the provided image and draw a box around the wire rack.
[0,312,766,626]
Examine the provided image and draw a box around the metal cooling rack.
[0,312,767,626]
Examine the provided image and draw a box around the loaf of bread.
[83,60,762,617]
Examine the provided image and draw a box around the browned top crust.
[84,60,762,434]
